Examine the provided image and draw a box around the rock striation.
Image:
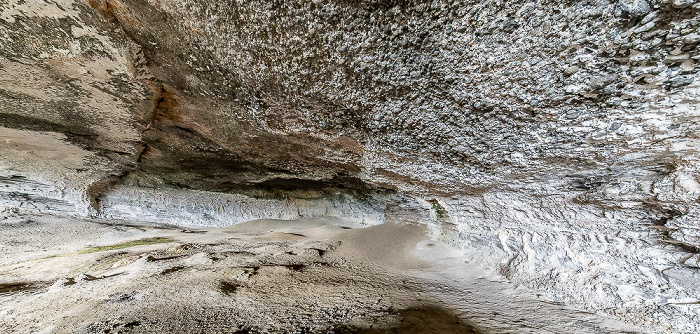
[1,0,699,332]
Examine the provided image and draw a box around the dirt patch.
[218,281,238,295]
[0,281,48,295]
[161,266,185,275]
[369,306,482,334]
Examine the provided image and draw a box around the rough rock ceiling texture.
[1,0,699,332]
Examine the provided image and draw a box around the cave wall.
[1,0,699,332]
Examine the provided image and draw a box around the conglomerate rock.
[1,0,699,332]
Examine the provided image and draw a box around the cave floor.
[0,214,649,333]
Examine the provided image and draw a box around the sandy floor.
[0,213,650,333]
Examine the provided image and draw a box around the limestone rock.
[1,0,699,332]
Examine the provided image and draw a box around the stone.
[684,33,700,44]
[617,0,651,18]
[673,0,697,8]
[665,53,691,64]
[668,74,695,87]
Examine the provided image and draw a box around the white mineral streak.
[97,186,386,227]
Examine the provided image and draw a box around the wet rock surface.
[0,0,699,332]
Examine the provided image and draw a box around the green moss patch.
[78,237,174,254]
[428,199,448,220]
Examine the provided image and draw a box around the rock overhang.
[1,0,699,332]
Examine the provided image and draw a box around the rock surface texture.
[1,0,699,332]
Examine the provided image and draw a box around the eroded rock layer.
[1,0,699,332]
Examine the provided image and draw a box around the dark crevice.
[644,202,699,255]
[86,144,147,214]
[281,264,306,272]
[84,83,189,213]
[148,85,181,124]
[310,248,326,257]
[81,272,127,281]
[147,255,183,262]
[79,1,167,215]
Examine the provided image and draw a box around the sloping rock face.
[1,0,699,332]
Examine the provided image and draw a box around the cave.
[1,0,699,333]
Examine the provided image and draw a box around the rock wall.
[1,0,699,332]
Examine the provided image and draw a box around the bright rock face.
[1,0,699,332]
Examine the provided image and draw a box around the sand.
[0,213,649,333]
